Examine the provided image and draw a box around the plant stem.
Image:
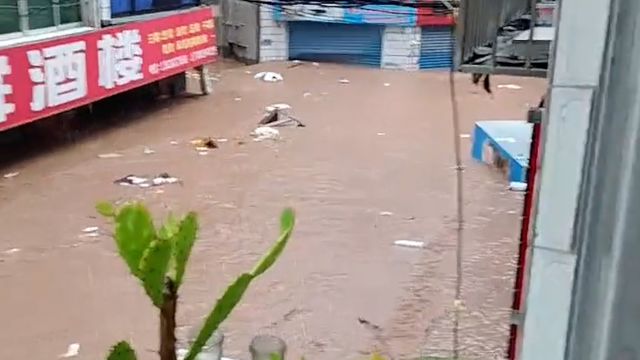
[160,280,178,360]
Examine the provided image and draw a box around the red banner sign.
[0,7,217,132]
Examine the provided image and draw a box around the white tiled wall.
[259,6,288,62]
[99,0,110,22]
[381,26,421,71]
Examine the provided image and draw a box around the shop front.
[260,3,455,71]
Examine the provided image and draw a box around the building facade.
[259,3,455,71]
[0,0,217,132]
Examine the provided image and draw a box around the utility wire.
[448,18,465,360]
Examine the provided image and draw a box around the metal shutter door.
[289,22,383,67]
[420,26,454,70]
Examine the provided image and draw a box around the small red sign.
[417,7,455,27]
[0,7,217,132]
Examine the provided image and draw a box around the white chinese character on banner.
[27,41,87,112]
[0,56,15,123]
[98,29,144,90]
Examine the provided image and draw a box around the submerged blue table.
[471,120,533,183]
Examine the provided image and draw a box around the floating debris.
[338,78,350,84]
[143,147,155,155]
[379,211,394,216]
[265,103,291,112]
[3,171,19,179]
[254,71,283,82]
[303,92,312,97]
[59,343,80,358]
[393,240,425,248]
[460,133,471,139]
[383,83,391,87]
[498,84,522,90]
[288,60,304,68]
[98,153,123,159]
[169,140,179,145]
[191,137,218,150]
[81,226,100,238]
[152,173,181,186]
[259,104,305,128]
[3,248,20,254]
[234,97,242,101]
[377,132,386,136]
[217,138,229,143]
[114,173,181,188]
[312,62,320,66]
[509,181,528,192]
[251,126,280,141]
[357,317,382,331]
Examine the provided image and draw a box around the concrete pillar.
[519,0,612,358]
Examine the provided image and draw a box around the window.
[0,0,81,36]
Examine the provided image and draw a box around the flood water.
[0,62,546,360]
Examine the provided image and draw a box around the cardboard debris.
[191,137,218,150]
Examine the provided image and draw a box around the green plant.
[97,201,295,360]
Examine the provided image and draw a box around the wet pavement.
[0,62,546,360]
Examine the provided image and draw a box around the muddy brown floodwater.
[0,62,546,360]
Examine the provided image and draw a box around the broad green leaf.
[270,354,282,360]
[172,212,198,288]
[114,204,156,278]
[185,273,253,360]
[139,238,172,307]
[251,208,295,277]
[96,201,116,217]
[106,341,137,360]
[158,212,180,240]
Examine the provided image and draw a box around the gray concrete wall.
[519,0,612,358]
[220,0,259,63]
